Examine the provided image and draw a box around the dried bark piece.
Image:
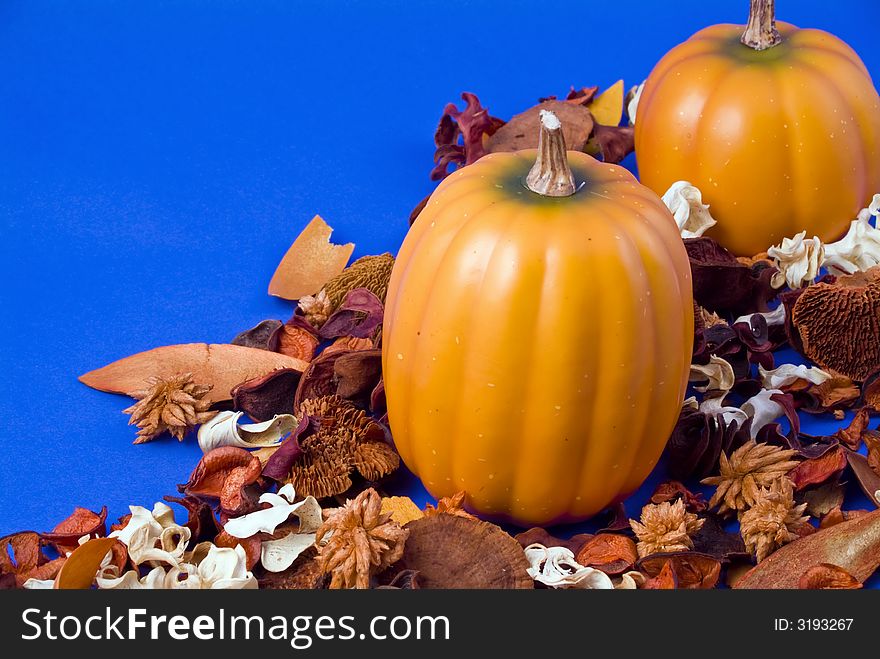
[316,489,408,589]
[40,507,108,553]
[231,368,301,423]
[575,534,639,575]
[231,320,282,351]
[636,552,721,589]
[487,100,594,154]
[734,509,880,588]
[276,324,319,362]
[798,563,862,589]
[80,343,307,404]
[268,215,354,300]
[387,515,532,589]
[791,267,880,381]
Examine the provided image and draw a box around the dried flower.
[524,544,613,589]
[767,231,824,289]
[823,213,880,275]
[739,478,809,562]
[298,289,334,328]
[625,80,645,125]
[323,253,395,309]
[790,267,880,381]
[662,181,717,239]
[689,355,736,393]
[315,488,409,589]
[702,441,801,515]
[123,373,217,443]
[758,364,831,390]
[629,499,704,558]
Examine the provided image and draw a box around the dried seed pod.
[791,267,880,381]
[323,253,395,309]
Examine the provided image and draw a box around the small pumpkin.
[635,0,880,256]
[383,111,693,526]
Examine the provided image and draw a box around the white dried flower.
[767,231,824,289]
[823,215,880,275]
[524,544,613,589]
[626,80,645,125]
[662,181,718,239]
[758,364,831,390]
[689,355,735,393]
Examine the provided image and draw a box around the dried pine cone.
[702,440,801,515]
[298,289,333,328]
[123,373,216,443]
[323,253,395,309]
[630,499,704,558]
[739,478,809,562]
[316,488,409,589]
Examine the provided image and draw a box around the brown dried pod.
[334,349,383,402]
[293,349,345,413]
[834,407,872,450]
[276,324,320,362]
[513,528,593,555]
[231,368,301,422]
[214,530,262,571]
[162,495,220,547]
[487,100,594,154]
[791,267,880,381]
[256,547,328,590]
[734,509,880,588]
[40,507,108,553]
[179,447,262,499]
[798,563,862,589]
[386,515,533,589]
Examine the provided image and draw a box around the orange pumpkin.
[383,111,693,525]
[635,0,880,256]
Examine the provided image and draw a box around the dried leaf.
[835,407,872,450]
[180,447,262,499]
[787,445,847,491]
[586,80,624,126]
[163,496,220,548]
[684,237,779,316]
[80,343,307,404]
[293,350,346,413]
[641,560,678,589]
[41,507,108,552]
[734,509,880,588]
[318,288,384,340]
[575,534,638,575]
[487,100,594,154]
[268,215,354,300]
[585,124,635,163]
[513,528,593,555]
[231,368,301,423]
[431,92,505,180]
[650,481,707,513]
[380,497,425,526]
[846,450,880,507]
[231,320,282,351]
[798,563,862,589]
[637,552,721,589]
[55,538,118,589]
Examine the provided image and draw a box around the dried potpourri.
[7,83,880,591]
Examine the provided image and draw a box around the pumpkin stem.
[741,0,782,50]
[524,110,576,197]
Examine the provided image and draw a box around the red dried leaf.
[787,445,847,491]
[180,447,260,499]
[575,534,638,575]
[513,528,593,555]
[430,93,505,180]
[835,407,872,450]
[798,563,862,589]
[637,552,721,589]
[41,507,108,552]
[641,560,678,590]
[0,532,48,586]
[650,481,707,513]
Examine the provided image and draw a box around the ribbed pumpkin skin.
[383,151,693,526]
[636,22,880,256]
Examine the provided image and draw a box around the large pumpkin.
[635,0,880,256]
[383,111,693,525]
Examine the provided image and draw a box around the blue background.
[1,0,878,583]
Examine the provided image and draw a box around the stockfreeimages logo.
[21,608,451,649]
